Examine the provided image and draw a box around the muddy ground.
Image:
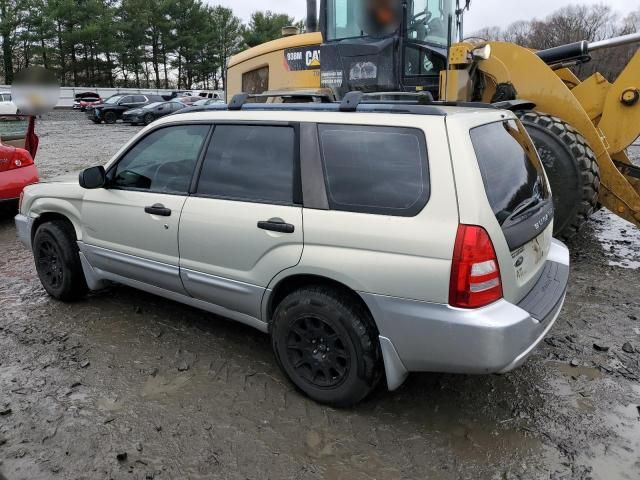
[0,110,639,480]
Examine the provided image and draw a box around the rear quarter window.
[318,124,429,216]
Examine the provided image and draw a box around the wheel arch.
[263,273,378,333]
[31,211,81,246]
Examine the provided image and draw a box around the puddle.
[579,402,640,480]
[592,210,640,270]
[549,361,604,381]
[592,145,640,270]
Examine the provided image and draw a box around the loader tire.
[516,111,600,241]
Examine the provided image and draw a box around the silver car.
[16,102,569,406]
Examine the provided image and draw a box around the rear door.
[178,123,303,319]
[469,118,554,300]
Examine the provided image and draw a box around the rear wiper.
[503,196,542,226]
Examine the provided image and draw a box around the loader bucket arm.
[471,41,640,228]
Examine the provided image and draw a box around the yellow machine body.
[227,36,640,228]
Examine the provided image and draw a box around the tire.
[33,221,88,301]
[91,119,101,124]
[103,111,117,124]
[271,286,382,407]
[516,111,600,241]
[143,113,155,126]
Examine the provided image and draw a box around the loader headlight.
[472,44,492,60]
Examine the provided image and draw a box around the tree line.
[0,0,300,89]
[473,4,640,81]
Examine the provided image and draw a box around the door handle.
[257,220,295,234]
[145,203,172,216]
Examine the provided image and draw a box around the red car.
[0,116,39,210]
[79,97,102,111]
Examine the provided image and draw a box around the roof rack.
[182,91,498,117]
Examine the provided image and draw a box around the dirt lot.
[1,110,639,480]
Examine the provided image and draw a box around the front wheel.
[33,221,88,301]
[516,111,600,241]
[143,113,155,126]
[103,111,117,124]
[271,287,382,407]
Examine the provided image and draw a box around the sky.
[209,0,638,32]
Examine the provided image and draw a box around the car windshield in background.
[470,120,550,225]
[144,102,163,109]
[104,95,123,104]
[0,117,28,141]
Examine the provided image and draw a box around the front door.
[81,124,210,293]
[179,123,303,319]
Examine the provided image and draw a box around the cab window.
[110,125,209,194]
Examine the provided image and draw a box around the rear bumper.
[0,165,39,200]
[361,239,570,390]
[15,213,33,249]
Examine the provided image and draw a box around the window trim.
[317,123,430,217]
[190,121,302,207]
[105,122,213,197]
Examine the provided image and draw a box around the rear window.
[318,124,429,216]
[470,120,550,225]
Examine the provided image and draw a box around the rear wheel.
[271,287,382,407]
[143,113,155,125]
[103,111,117,124]
[516,111,600,241]
[33,221,88,301]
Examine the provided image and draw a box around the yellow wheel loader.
[226,0,640,241]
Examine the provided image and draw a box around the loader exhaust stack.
[306,0,318,33]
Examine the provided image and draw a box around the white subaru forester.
[16,99,569,406]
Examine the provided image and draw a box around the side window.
[111,125,209,194]
[133,95,147,103]
[197,125,296,204]
[242,67,269,103]
[119,95,134,105]
[318,124,429,216]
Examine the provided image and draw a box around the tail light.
[449,224,503,309]
[0,147,34,173]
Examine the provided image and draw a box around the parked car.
[73,92,101,111]
[175,96,204,106]
[16,101,569,406]
[0,115,39,210]
[192,98,225,107]
[0,92,18,115]
[122,101,187,125]
[87,94,166,124]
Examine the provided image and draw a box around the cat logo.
[285,47,321,71]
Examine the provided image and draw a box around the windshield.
[326,0,402,40]
[325,0,452,45]
[143,102,162,109]
[104,95,123,105]
[406,0,453,47]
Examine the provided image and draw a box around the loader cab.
[319,0,453,98]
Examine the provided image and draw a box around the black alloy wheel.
[37,239,64,289]
[286,315,351,388]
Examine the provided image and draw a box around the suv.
[15,101,569,406]
[87,94,166,124]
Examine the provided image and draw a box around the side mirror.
[79,166,106,189]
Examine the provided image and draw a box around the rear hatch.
[470,118,554,302]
